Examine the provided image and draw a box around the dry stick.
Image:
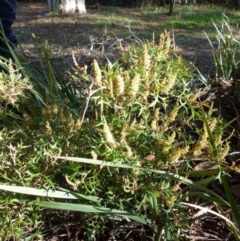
[176,151,240,164]
[181,202,238,229]
[81,83,105,125]
[71,52,105,125]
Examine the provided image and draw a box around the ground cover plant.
[0,2,240,241]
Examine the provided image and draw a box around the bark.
[168,0,175,15]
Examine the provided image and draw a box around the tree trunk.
[47,0,60,12]
[60,0,86,13]
[168,0,175,15]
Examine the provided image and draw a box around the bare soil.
[15,1,215,76]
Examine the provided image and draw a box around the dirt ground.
[14,1,215,77]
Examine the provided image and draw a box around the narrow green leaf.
[220,173,240,228]
[40,201,149,225]
[0,185,78,199]
[55,156,230,206]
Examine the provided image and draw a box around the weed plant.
[206,17,240,143]
[0,26,239,241]
[206,17,240,79]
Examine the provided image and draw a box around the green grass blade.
[55,156,230,207]
[0,185,77,199]
[0,185,100,202]
[220,172,240,228]
[40,201,149,225]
